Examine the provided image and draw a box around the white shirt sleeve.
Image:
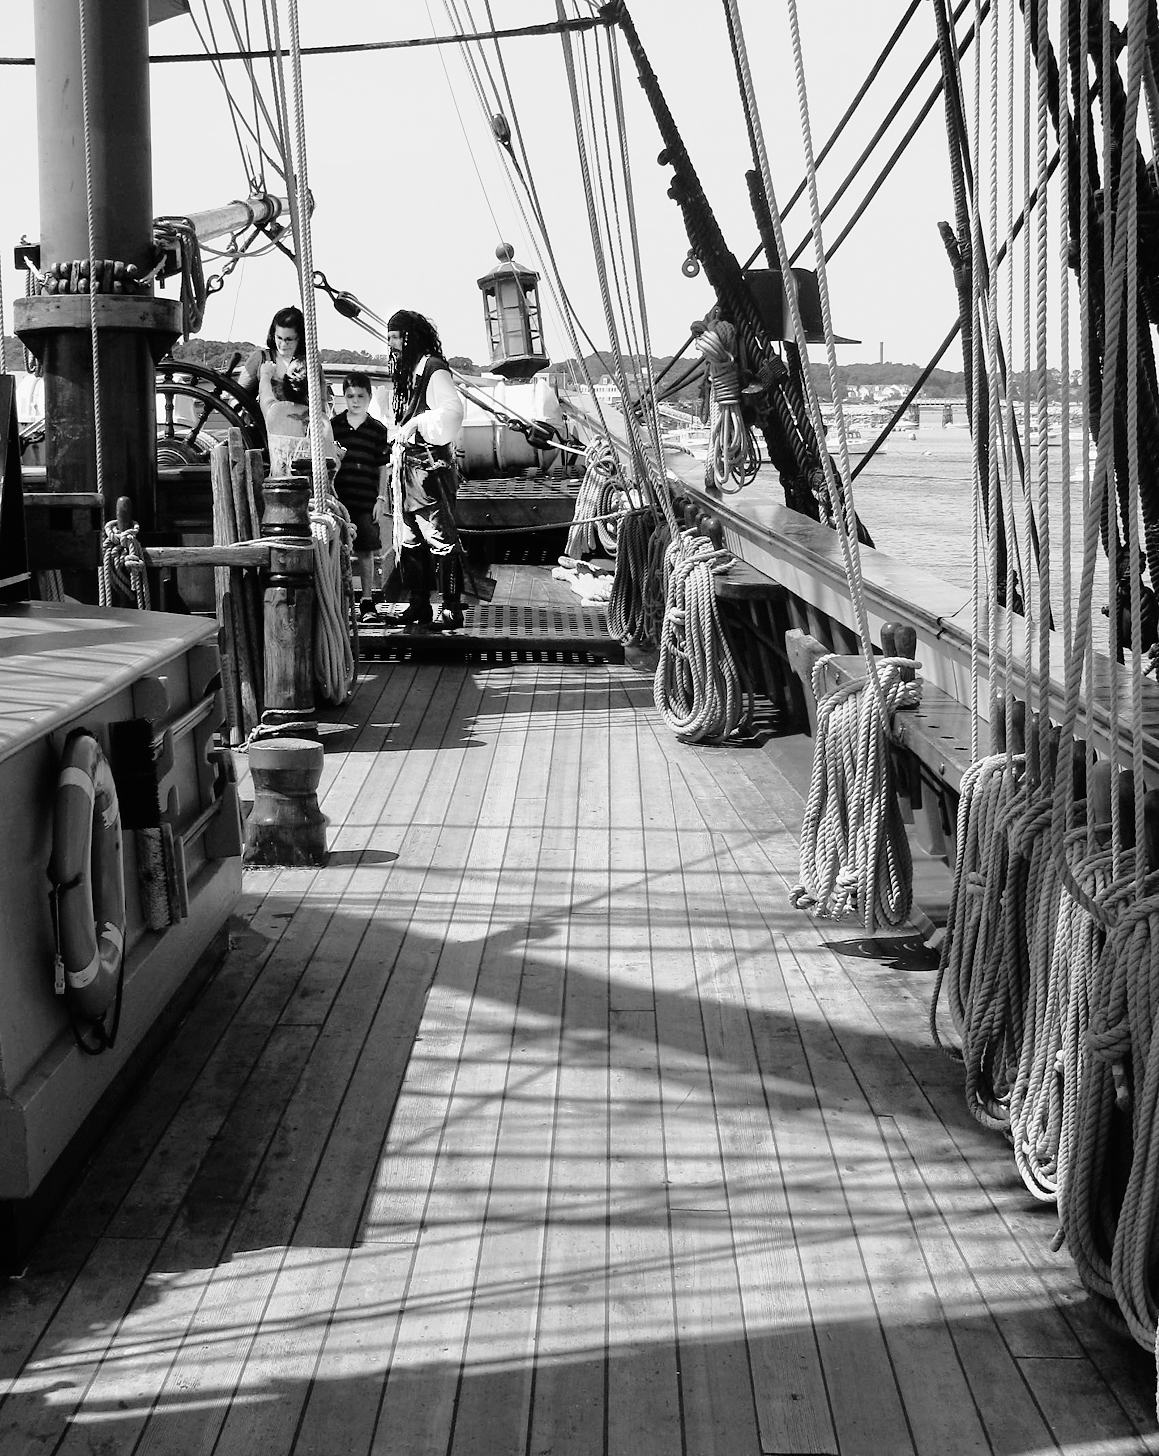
[409,367,465,445]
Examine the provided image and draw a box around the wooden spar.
[182,195,288,246]
[13,0,180,560]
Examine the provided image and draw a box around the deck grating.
[0,653,1157,1454]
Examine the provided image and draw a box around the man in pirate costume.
[385,309,467,629]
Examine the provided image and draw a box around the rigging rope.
[272,0,353,705]
[77,0,107,530]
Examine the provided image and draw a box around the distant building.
[593,374,621,410]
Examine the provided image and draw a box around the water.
[825,416,1113,657]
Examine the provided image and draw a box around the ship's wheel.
[155,358,266,467]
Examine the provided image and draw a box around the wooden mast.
[14,0,182,564]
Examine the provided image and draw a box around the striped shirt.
[331,410,391,514]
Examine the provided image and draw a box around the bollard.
[881,619,917,682]
[243,736,328,866]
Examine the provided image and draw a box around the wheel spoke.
[183,398,215,451]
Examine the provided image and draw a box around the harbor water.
[843,411,1115,657]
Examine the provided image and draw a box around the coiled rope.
[310,489,354,705]
[152,216,207,339]
[791,654,919,934]
[607,507,657,646]
[99,518,150,611]
[1010,826,1112,1203]
[695,321,759,492]
[567,439,620,558]
[1058,861,1154,1334]
[652,530,752,743]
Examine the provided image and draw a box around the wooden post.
[260,475,316,737]
[243,737,328,866]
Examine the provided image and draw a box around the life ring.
[50,729,126,1025]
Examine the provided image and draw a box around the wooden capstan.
[477,243,549,378]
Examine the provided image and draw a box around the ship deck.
[1,569,1157,1455]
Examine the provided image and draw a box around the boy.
[330,371,392,619]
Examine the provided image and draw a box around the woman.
[240,305,335,476]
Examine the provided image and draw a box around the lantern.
[477,243,549,378]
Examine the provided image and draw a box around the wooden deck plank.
[448,931,568,1455]
[702,844,915,1455]
[451,671,586,1453]
[7,650,1159,1456]
[358,826,513,1246]
[311,663,415,827]
[527,675,612,1456]
[0,1237,159,1455]
[367,836,545,1456]
[282,690,525,1456]
[287,1244,415,1456]
[878,1115,1060,1455]
[49,678,483,1444]
[606,1008,683,1456]
[369,669,562,1455]
[123,669,494,1455]
[776,916,1089,1360]
[775,935,991,1456]
[641,755,766,1456]
[1018,1357,1159,1454]
[705,780,1098,1361]
[716,818,1159,1452]
[687,825,837,1454]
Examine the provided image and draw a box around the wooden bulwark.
[0,655,1155,1453]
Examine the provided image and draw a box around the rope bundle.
[608,508,659,646]
[932,756,1020,1118]
[694,321,759,492]
[98,520,150,611]
[1011,831,1115,1203]
[151,217,207,339]
[1059,876,1159,1346]
[653,530,752,742]
[791,653,918,934]
[311,492,354,705]
[567,440,620,558]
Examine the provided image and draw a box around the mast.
[14,0,182,549]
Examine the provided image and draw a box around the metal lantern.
[477,243,549,378]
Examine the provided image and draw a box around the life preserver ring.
[50,729,126,1027]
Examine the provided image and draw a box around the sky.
[0,2,980,372]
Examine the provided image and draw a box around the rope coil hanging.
[607,507,660,646]
[790,652,919,934]
[310,487,354,704]
[695,320,759,491]
[567,439,621,558]
[652,529,752,742]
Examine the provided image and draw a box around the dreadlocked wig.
[388,310,443,416]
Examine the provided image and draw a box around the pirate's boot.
[385,546,433,625]
[432,553,465,630]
